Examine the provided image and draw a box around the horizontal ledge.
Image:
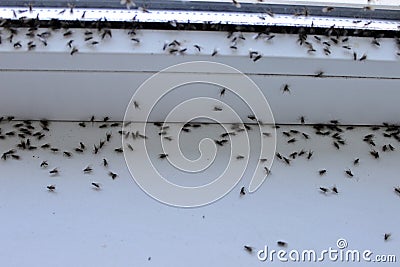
[0,7,399,32]
[1,0,400,19]
[0,68,398,80]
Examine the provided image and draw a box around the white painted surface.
[0,25,399,266]
[0,121,399,266]
[0,29,399,124]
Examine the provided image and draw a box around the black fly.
[108,171,118,179]
[83,166,93,173]
[282,84,291,94]
[49,168,59,175]
[277,241,287,247]
[384,233,391,241]
[159,153,168,159]
[240,186,246,196]
[320,187,329,193]
[244,245,252,253]
[345,169,354,177]
[220,88,226,97]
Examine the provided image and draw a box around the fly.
[47,185,56,191]
[114,148,123,153]
[108,171,118,179]
[93,144,99,154]
[83,166,92,173]
[282,84,290,94]
[319,187,329,193]
[159,153,168,159]
[92,182,101,190]
[63,30,73,37]
[70,47,78,55]
[345,169,354,177]
[106,132,112,142]
[359,54,367,61]
[101,29,112,39]
[247,115,256,121]
[394,187,400,196]
[277,241,287,247]
[240,186,246,196]
[14,41,22,49]
[253,54,262,62]
[370,150,379,159]
[67,40,74,48]
[243,245,252,253]
[331,186,338,194]
[333,141,340,149]
[232,0,241,8]
[219,88,226,97]
[384,233,391,241]
[49,168,59,175]
[283,157,291,165]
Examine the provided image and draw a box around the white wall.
[0,29,399,125]
[0,121,399,266]
[0,25,399,267]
